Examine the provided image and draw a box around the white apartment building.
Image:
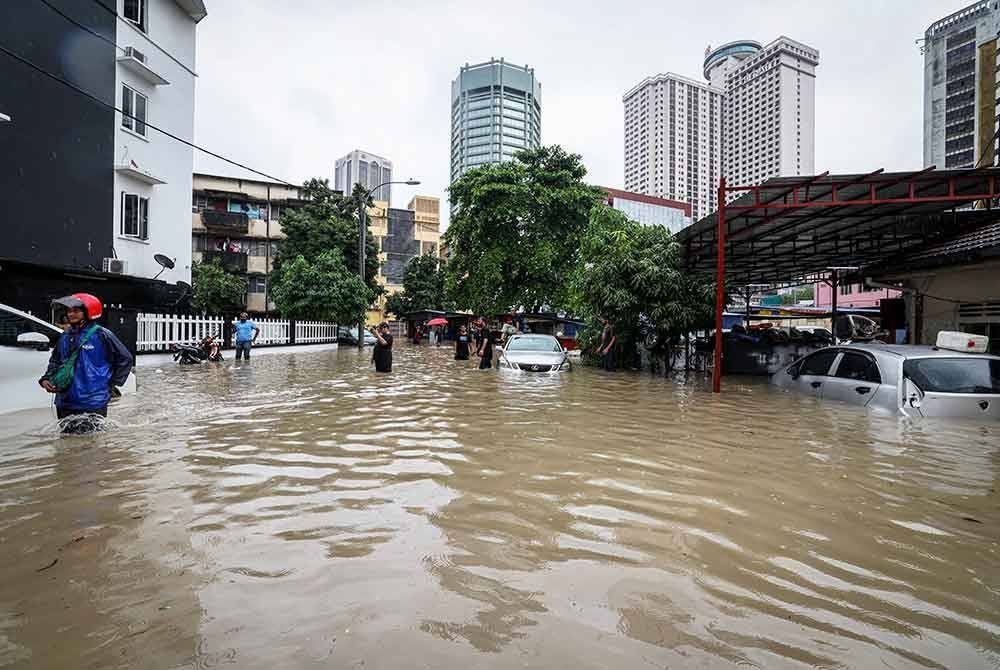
[334,150,393,203]
[113,0,206,283]
[712,37,819,192]
[922,1,999,170]
[623,73,723,223]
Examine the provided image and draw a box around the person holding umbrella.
[426,317,448,348]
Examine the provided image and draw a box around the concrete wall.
[113,0,199,283]
[893,260,1000,344]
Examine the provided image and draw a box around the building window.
[121,192,149,240]
[123,0,146,32]
[248,276,267,294]
[121,84,147,136]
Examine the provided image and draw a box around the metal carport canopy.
[675,167,1000,286]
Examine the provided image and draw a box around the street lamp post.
[355,179,420,349]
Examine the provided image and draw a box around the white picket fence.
[136,313,339,353]
[137,313,226,352]
[252,317,290,346]
[296,320,340,344]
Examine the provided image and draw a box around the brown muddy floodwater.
[1,343,999,669]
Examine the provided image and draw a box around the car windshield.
[506,337,561,352]
[903,357,1000,394]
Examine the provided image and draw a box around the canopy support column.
[713,178,727,394]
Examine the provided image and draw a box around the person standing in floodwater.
[234,312,259,360]
[371,322,393,373]
[40,293,133,433]
[454,324,471,360]
[477,319,495,369]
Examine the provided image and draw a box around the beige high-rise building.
[364,195,442,323]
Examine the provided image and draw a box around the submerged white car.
[0,303,137,415]
[771,331,1000,420]
[498,334,571,372]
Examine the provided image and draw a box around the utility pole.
[355,179,422,351]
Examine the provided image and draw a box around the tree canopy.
[270,250,371,325]
[569,206,719,356]
[384,253,447,318]
[275,178,380,293]
[444,145,606,314]
[191,259,246,314]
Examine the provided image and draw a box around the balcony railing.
[203,250,248,273]
[200,209,250,234]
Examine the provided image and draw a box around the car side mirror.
[17,332,51,350]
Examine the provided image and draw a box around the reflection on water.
[1,345,998,669]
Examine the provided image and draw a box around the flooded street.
[1,344,999,669]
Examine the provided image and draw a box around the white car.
[498,334,571,372]
[771,331,1000,420]
[0,303,137,415]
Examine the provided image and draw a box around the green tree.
[270,250,372,325]
[191,259,246,314]
[275,178,380,293]
[383,254,447,319]
[444,145,606,314]
[569,206,719,366]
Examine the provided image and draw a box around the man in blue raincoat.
[39,293,134,432]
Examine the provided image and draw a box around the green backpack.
[45,324,99,392]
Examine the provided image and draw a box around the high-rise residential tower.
[922,1,999,170]
[623,73,723,222]
[450,58,541,183]
[709,36,819,192]
[334,150,393,202]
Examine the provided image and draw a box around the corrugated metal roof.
[676,167,1000,285]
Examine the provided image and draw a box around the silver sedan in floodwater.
[497,334,571,372]
[772,340,1000,420]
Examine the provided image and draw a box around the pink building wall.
[814,282,900,309]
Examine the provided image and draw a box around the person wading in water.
[477,318,495,370]
[371,322,393,373]
[454,324,471,361]
[39,293,133,433]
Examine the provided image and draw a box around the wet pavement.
[1,344,998,669]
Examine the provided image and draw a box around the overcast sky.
[193,0,960,224]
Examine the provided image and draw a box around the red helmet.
[52,293,103,320]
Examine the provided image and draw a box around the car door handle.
[810,381,822,388]
[855,386,871,394]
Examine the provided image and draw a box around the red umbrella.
[426,317,448,326]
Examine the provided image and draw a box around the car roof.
[0,302,62,335]
[842,342,1000,360]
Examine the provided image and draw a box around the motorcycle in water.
[171,334,223,364]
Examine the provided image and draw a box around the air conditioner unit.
[124,46,146,63]
[103,258,128,274]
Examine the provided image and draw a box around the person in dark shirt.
[371,322,393,373]
[455,324,471,360]
[478,320,495,370]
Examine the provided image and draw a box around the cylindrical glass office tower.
[450,58,541,183]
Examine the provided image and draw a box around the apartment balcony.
[247,255,273,274]
[192,211,205,231]
[248,218,286,239]
[199,210,250,235]
[246,293,276,314]
[203,250,248,273]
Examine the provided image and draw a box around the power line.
[0,43,297,187]
[77,0,197,77]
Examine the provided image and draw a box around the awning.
[677,167,1000,286]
